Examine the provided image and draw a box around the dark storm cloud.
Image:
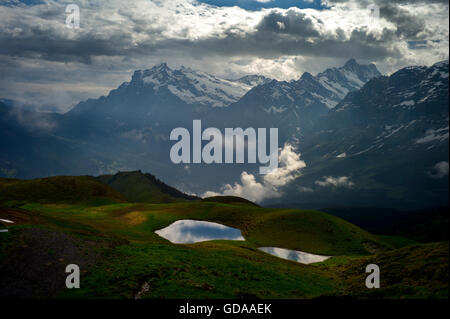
[152,29,397,61]
[327,0,446,39]
[257,10,322,37]
[379,4,427,39]
[0,16,163,64]
[1,34,129,64]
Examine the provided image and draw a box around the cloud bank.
[0,0,448,110]
[203,144,306,202]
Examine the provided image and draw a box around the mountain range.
[0,59,448,209]
[283,60,449,209]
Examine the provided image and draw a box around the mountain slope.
[0,100,131,179]
[214,59,381,140]
[276,60,449,209]
[313,58,381,105]
[67,63,268,117]
[96,171,199,203]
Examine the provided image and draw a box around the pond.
[155,219,245,244]
[258,247,330,264]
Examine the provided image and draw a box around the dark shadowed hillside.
[322,207,449,243]
[96,170,199,203]
[0,176,126,206]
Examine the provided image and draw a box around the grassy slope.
[202,196,260,207]
[1,200,447,299]
[19,201,386,255]
[376,235,417,249]
[0,176,126,206]
[318,242,449,299]
[59,241,334,299]
[2,202,341,298]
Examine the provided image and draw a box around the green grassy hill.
[0,176,126,206]
[12,201,385,255]
[0,174,447,299]
[96,171,199,203]
[202,196,260,207]
[318,241,449,298]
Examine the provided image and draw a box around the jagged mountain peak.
[299,71,314,81]
[150,62,170,72]
[312,59,381,102]
[344,58,358,68]
[132,63,173,80]
[126,63,266,107]
[333,61,449,116]
[239,59,381,112]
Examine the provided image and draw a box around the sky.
[196,0,329,10]
[0,0,448,112]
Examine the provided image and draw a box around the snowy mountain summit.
[299,58,381,108]
[233,58,381,120]
[130,63,271,108]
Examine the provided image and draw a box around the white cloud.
[0,0,448,109]
[263,144,306,186]
[299,186,314,192]
[202,143,306,203]
[429,161,449,179]
[8,107,56,131]
[315,176,354,188]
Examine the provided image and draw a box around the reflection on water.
[155,219,245,244]
[0,229,8,233]
[258,247,330,264]
[0,219,14,224]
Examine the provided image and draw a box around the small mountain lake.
[155,219,245,244]
[258,247,330,264]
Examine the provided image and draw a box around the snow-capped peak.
[131,64,265,107]
[312,59,381,102]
